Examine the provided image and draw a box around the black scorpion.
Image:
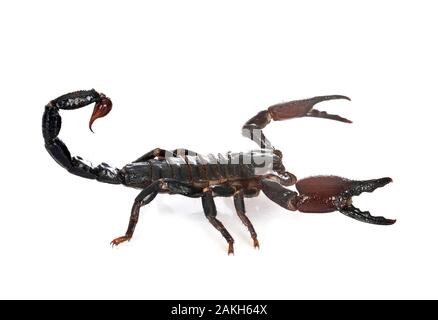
[43,90,395,254]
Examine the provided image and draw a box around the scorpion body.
[123,149,286,191]
[43,89,395,254]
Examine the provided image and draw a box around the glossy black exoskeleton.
[43,90,394,254]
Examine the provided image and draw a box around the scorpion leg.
[133,148,172,163]
[202,190,235,255]
[243,95,351,148]
[208,185,259,248]
[133,148,199,163]
[234,190,259,249]
[165,179,203,197]
[111,181,161,246]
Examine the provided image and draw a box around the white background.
[0,0,436,299]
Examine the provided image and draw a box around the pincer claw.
[295,175,395,225]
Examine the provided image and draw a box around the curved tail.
[42,89,123,184]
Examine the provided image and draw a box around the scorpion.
[42,89,395,254]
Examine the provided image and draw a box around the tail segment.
[42,89,123,184]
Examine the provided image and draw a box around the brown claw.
[89,94,112,132]
[111,235,131,247]
[295,175,395,225]
[253,238,260,249]
[228,242,235,255]
[268,95,351,121]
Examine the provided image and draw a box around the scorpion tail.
[243,95,351,149]
[42,89,123,184]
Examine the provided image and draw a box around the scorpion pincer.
[43,89,395,254]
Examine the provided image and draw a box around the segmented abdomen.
[122,150,277,188]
